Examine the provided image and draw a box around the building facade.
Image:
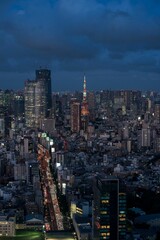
[24,69,52,128]
[36,69,52,118]
[24,80,36,128]
[0,215,15,237]
[70,99,81,133]
[93,176,126,240]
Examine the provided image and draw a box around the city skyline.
[0,0,160,91]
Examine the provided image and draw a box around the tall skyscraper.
[154,101,160,123]
[0,90,14,136]
[138,124,151,149]
[88,91,95,121]
[70,98,81,133]
[24,69,52,128]
[24,80,36,128]
[13,91,25,118]
[81,75,89,131]
[93,176,126,240]
[35,69,52,117]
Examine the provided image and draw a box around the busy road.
[37,144,64,231]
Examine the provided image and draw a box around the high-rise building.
[81,75,89,131]
[138,126,151,149]
[0,118,5,138]
[24,69,52,128]
[13,91,25,118]
[93,176,126,240]
[154,129,160,152]
[35,69,52,117]
[70,98,81,133]
[154,101,160,123]
[0,90,14,136]
[88,91,95,121]
[24,80,36,128]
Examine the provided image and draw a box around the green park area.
[0,230,44,240]
[46,231,76,240]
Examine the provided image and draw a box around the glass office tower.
[93,176,126,240]
[35,69,52,117]
[25,69,52,128]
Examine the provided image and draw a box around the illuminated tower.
[81,75,89,131]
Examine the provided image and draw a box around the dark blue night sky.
[0,0,160,91]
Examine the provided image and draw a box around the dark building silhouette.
[70,98,81,133]
[35,69,52,117]
[93,176,126,240]
[13,91,25,117]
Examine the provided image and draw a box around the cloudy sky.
[0,0,160,91]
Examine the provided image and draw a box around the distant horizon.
[0,68,160,93]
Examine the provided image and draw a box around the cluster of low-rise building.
[0,127,44,236]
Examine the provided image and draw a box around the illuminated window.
[101,200,109,204]
[101,226,107,229]
[101,233,107,236]
[100,211,107,214]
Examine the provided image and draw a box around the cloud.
[0,0,160,88]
